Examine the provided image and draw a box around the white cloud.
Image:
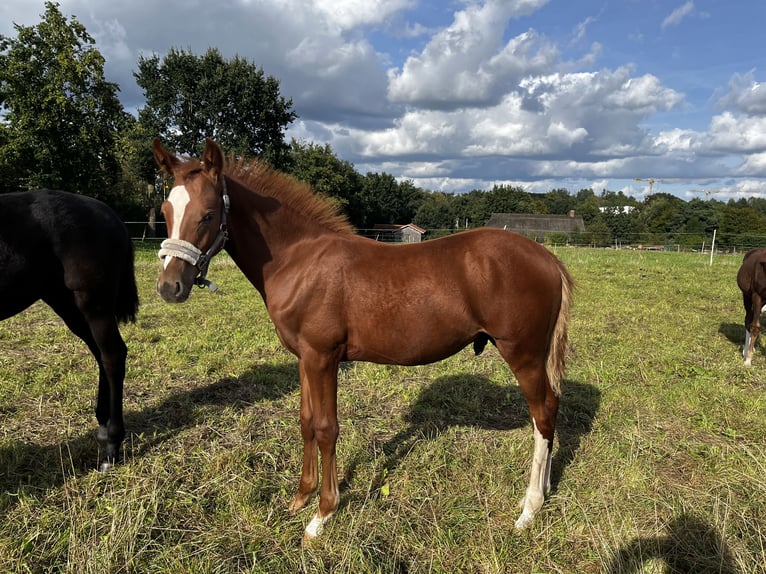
[5,0,766,195]
[736,153,766,176]
[312,0,413,31]
[387,0,554,107]
[571,16,595,45]
[717,71,766,116]
[707,112,766,153]
[662,1,694,29]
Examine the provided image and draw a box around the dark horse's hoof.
[96,425,119,472]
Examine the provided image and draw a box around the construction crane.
[689,189,725,201]
[633,177,656,195]
[633,177,700,196]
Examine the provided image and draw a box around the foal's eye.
[200,212,214,225]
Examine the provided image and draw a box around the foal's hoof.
[514,509,535,529]
[301,531,318,547]
[302,512,332,543]
[288,493,311,514]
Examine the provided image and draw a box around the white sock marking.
[515,418,551,529]
[304,512,332,539]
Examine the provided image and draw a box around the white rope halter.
[158,177,230,292]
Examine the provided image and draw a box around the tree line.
[2,2,765,251]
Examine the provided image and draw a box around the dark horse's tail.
[547,261,573,397]
[116,236,140,324]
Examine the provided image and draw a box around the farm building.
[371,223,426,243]
[484,212,585,241]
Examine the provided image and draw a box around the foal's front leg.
[288,362,318,513]
[288,353,341,541]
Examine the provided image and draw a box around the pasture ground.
[0,244,764,573]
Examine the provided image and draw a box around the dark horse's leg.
[744,291,762,367]
[44,288,127,471]
[289,349,340,541]
[498,346,559,529]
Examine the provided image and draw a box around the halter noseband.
[158,176,230,292]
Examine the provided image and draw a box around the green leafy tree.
[110,118,163,221]
[286,139,364,226]
[0,2,127,200]
[359,172,425,228]
[451,189,489,228]
[717,203,766,249]
[684,197,718,235]
[485,184,535,214]
[582,215,613,247]
[414,192,456,234]
[599,207,637,245]
[639,193,686,242]
[574,189,601,225]
[747,197,766,218]
[136,48,297,168]
[544,188,576,214]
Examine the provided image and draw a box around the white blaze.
[164,185,191,269]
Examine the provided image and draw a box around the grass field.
[1,243,764,573]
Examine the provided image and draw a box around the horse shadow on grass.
[605,512,738,574]
[718,320,766,363]
[340,375,600,507]
[718,322,744,348]
[0,361,299,514]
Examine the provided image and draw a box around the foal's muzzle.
[157,227,227,298]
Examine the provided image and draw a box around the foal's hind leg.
[501,352,559,529]
[45,290,127,470]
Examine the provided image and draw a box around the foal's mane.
[224,156,355,234]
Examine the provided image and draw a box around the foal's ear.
[152,138,178,174]
[202,138,224,179]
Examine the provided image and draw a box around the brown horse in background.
[152,138,573,541]
[737,247,766,366]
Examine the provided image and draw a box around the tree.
[286,139,364,226]
[485,184,533,214]
[136,48,297,168]
[451,189,490,228]
[717,203,766,249]
[639,193,686,236]
[0,2,127,200]
[414,193,456,234]
[545,188,576,214]
[359,172,424,228]
[574,189,601,225]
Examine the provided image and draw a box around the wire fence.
[127,222,766,254]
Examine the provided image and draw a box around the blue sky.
[2,0,766,201]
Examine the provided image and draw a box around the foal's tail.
[116,237,140,324]
[546,261,573,397]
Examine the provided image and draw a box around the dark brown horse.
[0,189,139,470]
[153,138,573,540]
[737,247,766,366]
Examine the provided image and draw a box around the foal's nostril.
[157,278,186,302]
